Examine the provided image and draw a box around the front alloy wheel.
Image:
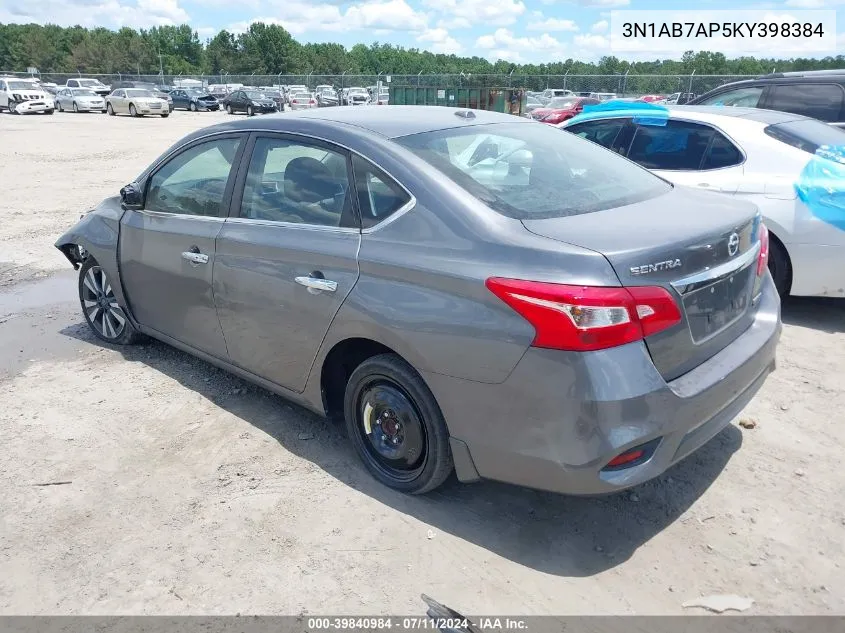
[78,258,138,345]
[247,105,254,116]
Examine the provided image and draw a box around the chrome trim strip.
[135,209,226,222]
[224,217,359,234]
[671,241,761,293]
[361,197,417,234]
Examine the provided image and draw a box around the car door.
[624,119,744,193]
[233,91,247,112]
[119,134,247,358]
[110,89,125,113]
[0,80,8,109]
[213,133,362,392]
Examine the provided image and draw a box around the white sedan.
[561,104,845,298]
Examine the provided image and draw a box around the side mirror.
[120,183,143,211]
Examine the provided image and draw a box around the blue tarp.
[795,145,845,232]
[565,100,670,127]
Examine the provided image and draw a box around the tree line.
[2,22,844,77]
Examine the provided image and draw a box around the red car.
[638,94,665,103]
[530,96,600,125]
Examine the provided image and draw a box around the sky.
[1,0,843,63]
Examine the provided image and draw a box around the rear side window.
[627,121,715,170]
[764,119,845,154]
[567,119,627,152]
[395,122,669,220]
[767,84,844,122]
[701,133,743,169]
[352,155,411,229]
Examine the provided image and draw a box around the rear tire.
[768,237,792,298]
[343,353,453,494]
[58,101,64,112]
[78,257,140,346]
[45,109,54,115]
[161,113,169,118]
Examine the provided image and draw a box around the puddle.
[0,270,77,316]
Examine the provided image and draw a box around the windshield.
[8,81,37,91]
[548,97,579,109]
[246,91,268,100]
[73,89,98,97]
[395,122,670,220]
[349,88,367,94]
[765,119,845,154]
[125,89,157,98]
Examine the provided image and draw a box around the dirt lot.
[1,110,844,616]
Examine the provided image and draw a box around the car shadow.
[61,321,742,578]
[781,296,845,334]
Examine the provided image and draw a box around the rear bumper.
[424,273,781,495]
[787,242,845,298]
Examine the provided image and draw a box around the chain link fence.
[0,71,756,97]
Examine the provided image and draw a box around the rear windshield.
[764,119,845,154]
[395,122,670,219]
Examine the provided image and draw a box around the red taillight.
[292,99,299,104]
[756,222,770,277]
[485,278,682,352]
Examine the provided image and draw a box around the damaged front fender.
[54,194,130,307]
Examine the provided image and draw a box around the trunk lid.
[522,186,763,381]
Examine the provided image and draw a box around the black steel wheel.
[78,257,139,345]
[344,354,453,494]
[768,237,792,298]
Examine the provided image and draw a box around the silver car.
[288,91,316,110]
[106,88,170,117]
[55,107,780,495]
[56,87,106,113]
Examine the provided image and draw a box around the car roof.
[564,102,808,127]
[206,106,529,138]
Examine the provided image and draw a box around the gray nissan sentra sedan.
[55,106,781,495]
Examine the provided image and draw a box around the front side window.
[396,122,669,220]
[699,86,763,107]
[239,137,354,228]
[768,84,844,122]
[352,155,411,229]
[146,138,241,217]
[627,121,716,171]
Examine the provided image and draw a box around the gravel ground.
[0,110,844,616]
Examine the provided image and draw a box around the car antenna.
[454,109,475,119]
